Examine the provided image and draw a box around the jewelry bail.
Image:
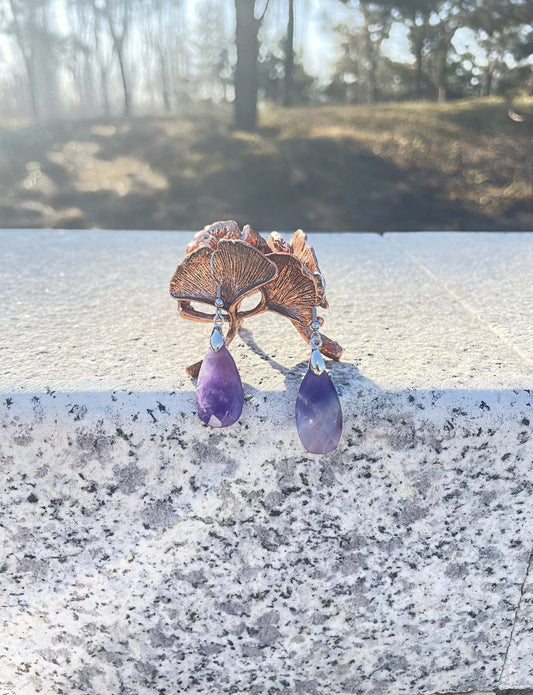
[309,305,326,375]
[210,285,226,352]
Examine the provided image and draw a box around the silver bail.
[310,347,325,375]
[209,268,225,352]
[309,305,325,374]
[210,326,225,351]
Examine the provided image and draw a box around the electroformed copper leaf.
[207,219,242,240]
[186,220,243,255]
[264,253,321,326]
[185,230,217,255]
[242,224,270,254]
[268,231,292,254]
[170,222,344,375]
[289,229,327,305]
[212,240,278,308]
[169,245,218,305]
[290,229,307,256]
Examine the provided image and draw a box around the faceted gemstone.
[295,368,342,454]
[196,345,244,427]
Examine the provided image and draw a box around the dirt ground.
[1,98,532,232]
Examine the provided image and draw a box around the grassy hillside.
[1,97,532,231]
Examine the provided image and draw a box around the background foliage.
[0,0,532,230]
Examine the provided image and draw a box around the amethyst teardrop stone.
[295,368,342,454]
[196,345,244,427]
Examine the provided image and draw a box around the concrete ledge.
[0,230,532,694]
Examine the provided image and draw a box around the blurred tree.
[1,0,59,119]
[139,0,188,111]
[511,3,533,64]
[89,0,113,115]
[445,49,480,97]
[283,0,294,105]
[153,0,172,110]
[62,0,113,116]
[392,0,472,102]
[63,1,101,115]
[234,0,265,130]
[390,0,476,101]
[193,0,233,102]
[63,33,94,114]
[337,0,393,103]
[390,0,433,98]
[467,0,532,96]
[100,0,134,115]
[163,0,193,107]
[332,1,393,103]
[259,38,315,102]
[1,0,533,120]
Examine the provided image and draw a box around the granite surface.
[0,230,532,695]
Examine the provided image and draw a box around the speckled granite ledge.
[0,230,532,695]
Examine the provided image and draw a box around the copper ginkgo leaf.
[290,229,307,256]
[290,229,316,269]
[185,230,217,255]
[170,245,218,305]
[290,229,327,306]
[209,219,242,241]
[264,253,322,326]
[242,224,270,254]
[171,240,277,311]
[170,221,344,375]
[212,240,278,308]
[185,220,241,255]
[268,231,292,254]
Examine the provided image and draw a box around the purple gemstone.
[196,345,244,427]
[295,368,342,454]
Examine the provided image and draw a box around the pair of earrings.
[170,221,344,454]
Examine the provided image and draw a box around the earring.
[295,304,342,454]
[170,222,345,438]
[195,253,244,428]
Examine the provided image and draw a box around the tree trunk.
[415,42,423,99]
[115,40,131,115]
[362,6,378,104]
[100,65,111,117]
[92,0,110,116]
[23,52,40,119]
[160,52,171,111]
[9,0,39,119]
[105,3,131,116]
[485,66,493,97]
[369,55,378,103]
[436,44,448,103]
[234,0,259,131]
[157,3,170,111]
[283,0,294,106]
